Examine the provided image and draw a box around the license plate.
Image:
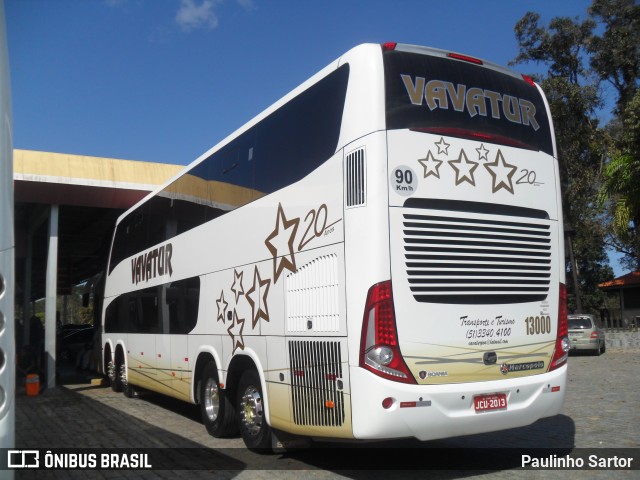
[474,393,507,413]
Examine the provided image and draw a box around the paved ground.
[10,331,640,479]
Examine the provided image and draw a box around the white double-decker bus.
[102,43,569,450]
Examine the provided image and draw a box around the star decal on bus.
[245,265,271,329]
[448,149,479,186]
[216,290,228,324]
[227,309,245,354]
[476,143,490,161]
[417,150,443,178]
[485,149,517,194]
[231,268,244,303]
[265,203,299,284]
[435,137,450,155]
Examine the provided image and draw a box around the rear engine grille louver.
[403,210,552,304]
[345,147,366,207]
[289,340,345,427]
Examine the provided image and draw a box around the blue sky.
[6,0,597,165]
[6,1,623,274]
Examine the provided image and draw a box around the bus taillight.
[549,283,570,371]
[447,52,483,65]
[359,281,416,384]
[409,126,537,151]
[522,74,537,87]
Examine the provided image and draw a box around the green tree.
[512,13,595,82]
[512,11,613,312]
[588,0,640,114]
[589,0,640,271]
[599,91,640,270]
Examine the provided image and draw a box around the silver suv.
[568,314,606,356]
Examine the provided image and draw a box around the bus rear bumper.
[349,365,567,441]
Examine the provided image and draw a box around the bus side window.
[166,277,200,335]
[253,64,348,195]
[165,283,181,333]
[104,296,120,333]
[142,288,160,333]
[145,197,169,246]
[127,295,138,333]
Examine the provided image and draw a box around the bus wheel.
[121,364,137,398]
[238,370,272,452]
[107,359,117,389]
[119,363,134,397]
[200,361,237,437]
[110,355,123,393]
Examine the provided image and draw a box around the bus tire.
[237,369,272,452]
[122,365,137,398]
[123,383,137,397]
[200,361,237,437]
[119,362,137,398]
[110,352,123,393]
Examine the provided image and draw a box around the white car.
[568,314,606,355]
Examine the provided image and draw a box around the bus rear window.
[384,50,554,156]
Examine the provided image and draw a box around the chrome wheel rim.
[203,378,220,422]
[107,361,116,382]
[240,385,263,436]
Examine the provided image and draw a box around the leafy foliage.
[588,0,640,114]
[599,90,640,270]
[511,6,619,312]
[513,12,596,83]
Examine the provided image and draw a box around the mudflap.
[271,429,311,453]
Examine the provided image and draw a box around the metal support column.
[44,205,59,389]
[21,232,31,347]
[22,206,48,348]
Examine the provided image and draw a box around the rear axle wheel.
[238,370,272,451]
[200,361,237,437]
